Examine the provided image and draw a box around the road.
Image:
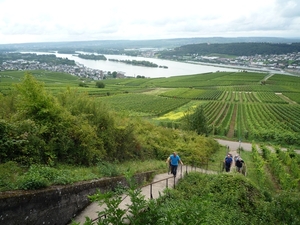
[215,139,300,154]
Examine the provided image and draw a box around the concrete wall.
[0,171,154,225]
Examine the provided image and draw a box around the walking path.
[70,166,217,224]
[70,139,298,224]
[215,139,300,154]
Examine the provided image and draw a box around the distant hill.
[158,42,300,57]
[0,37,300,52]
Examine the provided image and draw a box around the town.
[173,51,300,75]
[0,58,126,80]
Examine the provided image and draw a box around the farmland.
[101,71,300,147]
[1,70,300,147]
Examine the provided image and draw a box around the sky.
[0,0,299,44]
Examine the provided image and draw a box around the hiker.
[224,153,233,172]
[234,154,239,166]
[235,156,244,173]
[166,152,183,177]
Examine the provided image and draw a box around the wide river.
[24,51,244,78]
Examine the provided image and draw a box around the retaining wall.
[0,171,154,225]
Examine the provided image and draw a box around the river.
[23,51,242,78]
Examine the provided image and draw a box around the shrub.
[17,165,51,190]
[96,81,105,88]
[97,161,120,177]
[0,161,23,191]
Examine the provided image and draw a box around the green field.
[1,70,300,147]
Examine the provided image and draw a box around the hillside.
[1,70,300,148]
[99,71,300,147]
[158,42,300,58]
[1,37,300,52]
[1,70,300,224]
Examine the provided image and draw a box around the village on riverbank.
[1,50,300,80]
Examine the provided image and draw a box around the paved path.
[215,139,300,154]
[70,139,298,224]
[215,139,252,152]
[70,166,217,224]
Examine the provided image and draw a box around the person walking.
[224,153,233,172]
[166,152,183,177]
[235,156,244,173]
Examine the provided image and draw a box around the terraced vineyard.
[100,72,300,147]
[1,70,300,146]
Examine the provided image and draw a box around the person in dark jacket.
[235,157,244,173]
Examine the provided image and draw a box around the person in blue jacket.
[166,152,183,177]
[224,153,233,172]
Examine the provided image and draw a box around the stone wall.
[0,171,154,225]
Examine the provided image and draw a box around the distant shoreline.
[186,60,292,75]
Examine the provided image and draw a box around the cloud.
[0,0,299,44]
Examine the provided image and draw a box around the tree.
[184,105,208,136]
[112,71,117,78]
[96,81,105,88]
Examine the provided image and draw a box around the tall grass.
[0,160,166,191]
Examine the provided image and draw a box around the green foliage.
[0,160,166,191]
[0,161,24,191]
[108,58,159,67]
[95,81,105,88]
[17,165,51,190]
[101,93,189,117]
[182,105,208,135]
[78,82,88,87]
[132,173,300,224]
[15,72,61,122]
[80,171,147,225]
[160,42,300,57]
[269,191,300,225]
[261,145,299,191]
[0,74,109,165]
[97,161,120,177]
[77,53,107,60]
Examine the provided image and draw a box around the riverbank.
[186,60,293,75]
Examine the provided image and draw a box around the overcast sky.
[0,0,299,44]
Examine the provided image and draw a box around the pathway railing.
[88,165,214,224]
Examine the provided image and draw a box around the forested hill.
[158,42,300,57]
[1,37,300,52]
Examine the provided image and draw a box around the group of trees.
[0,73,137,165]
[77,54,107,60]
[158,42,300,58]
[0,73,218,166]
[109,59,159,67]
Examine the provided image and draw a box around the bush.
[0,161,23,191]
[17,165,51,190]
[96,81,105,88]
[78,82,88,87]
[97,161,120,177]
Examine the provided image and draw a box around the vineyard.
[1,70,300,147]
[251,143,300,191]
[99,71,300,147]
